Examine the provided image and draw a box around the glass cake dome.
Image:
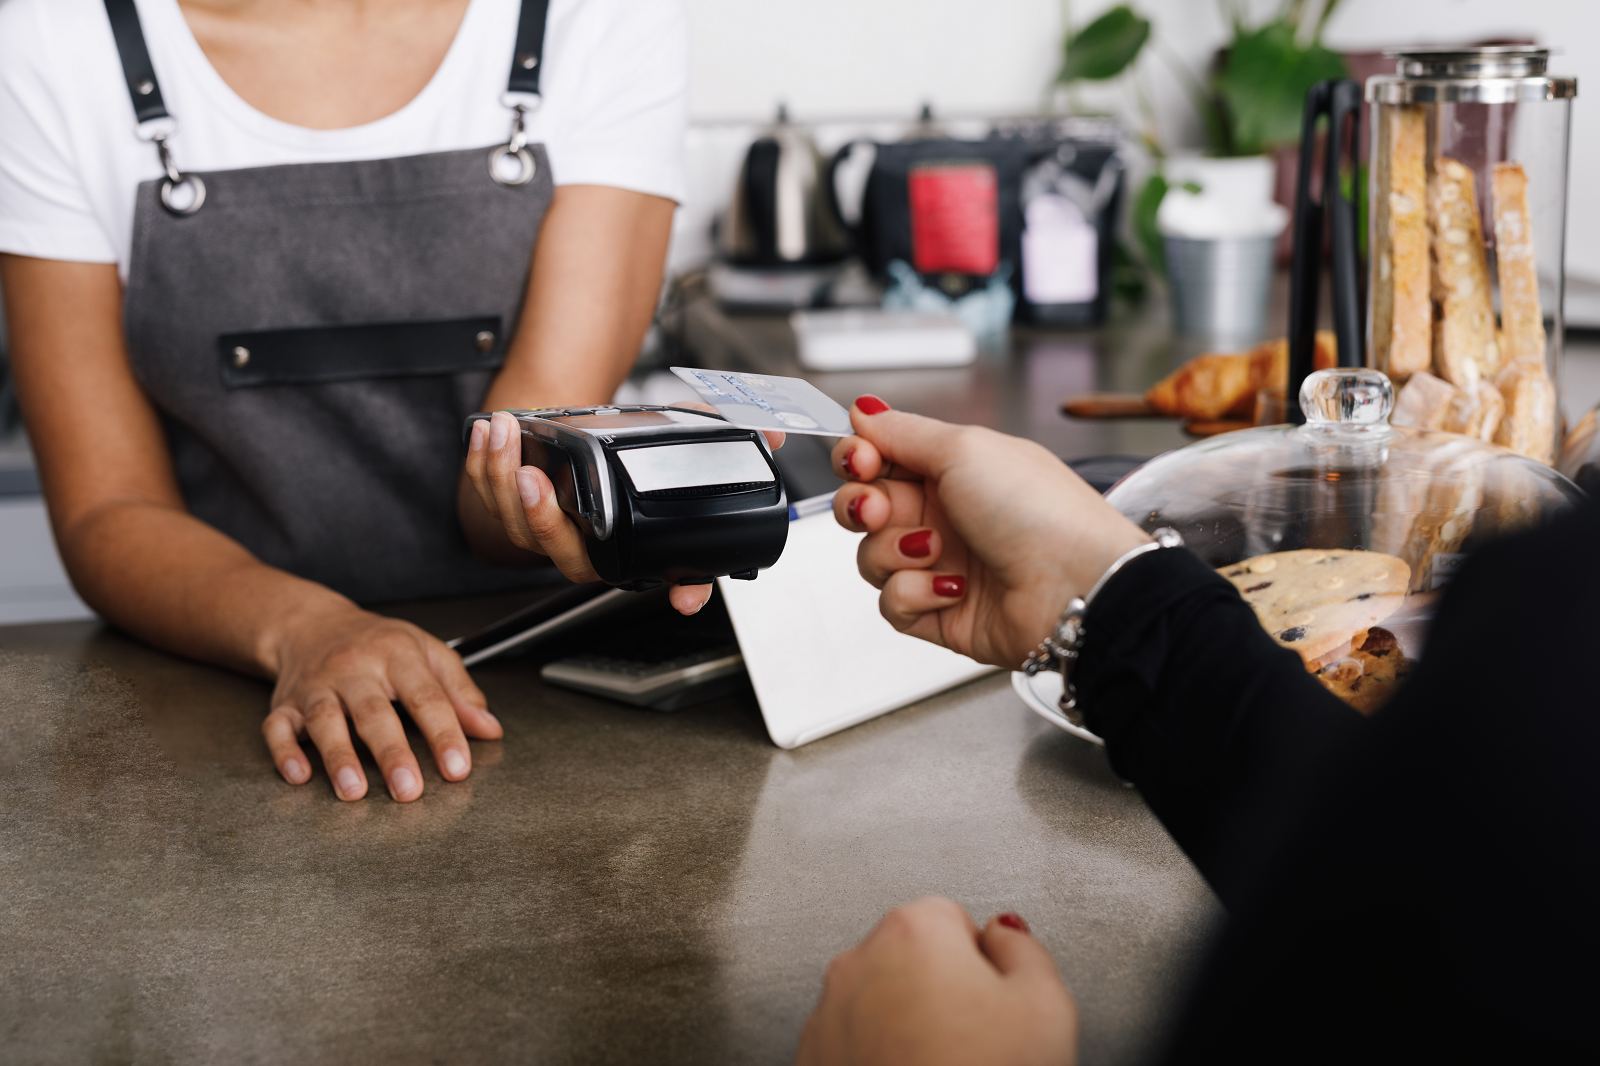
[1102,368,1585,712]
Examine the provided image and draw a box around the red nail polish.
[855,395,891,415]
[841,449,857,478]
[899,529,933,558]
[847,495,863,526]
[997,912,1030,934]
[932,574,965,598]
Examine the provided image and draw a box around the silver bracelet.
[1022,528,1184,726]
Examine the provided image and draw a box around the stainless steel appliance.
[718,107,851,267]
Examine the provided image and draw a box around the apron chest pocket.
[217,316,504,388]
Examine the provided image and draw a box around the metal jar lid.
[1366,47,1577,105]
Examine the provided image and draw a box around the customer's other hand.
[261,603,501,801]
[832,398,1149,668]
[794,897,1078,1066]
[464,406,783,615]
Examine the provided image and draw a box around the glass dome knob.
[1301,367,1394,428]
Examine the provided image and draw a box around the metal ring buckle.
[488,105,537,186]
[487,144,536,186]
[154,134,205,216]
[159,174,207,215]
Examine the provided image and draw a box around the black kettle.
[718,106,851,267]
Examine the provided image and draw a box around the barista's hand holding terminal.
[809,397,1598,1063]
[0,0,689,800]
[461,406,784,616]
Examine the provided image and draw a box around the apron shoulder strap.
[506,0,552,101]
[103,0,170,127]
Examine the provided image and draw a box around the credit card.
[669,367,855,436]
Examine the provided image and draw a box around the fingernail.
[841,449,857,478]
[443,749,468,779]
[847,495,863,526]
[489,413,510,450]
[899,529,933,558]
[391,767,418,799]
[932,574,965,598]
[997,912,1030,934]
[336,766,362,798]
[855,395,891,415]
[515,468,541,508]
[284,757,305,782]
[469,420,487,452]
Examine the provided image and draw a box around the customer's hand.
[832,398,1149,668]
[795,897,1079,1066]
[261,602,501,801]
[464,407,783,616]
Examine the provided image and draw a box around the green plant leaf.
[1133,173,1169,276]
[1058,5,1151,84]
[1111,239,1149,305]
[1216,20,1347,155]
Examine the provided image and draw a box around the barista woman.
[0,0,702,802]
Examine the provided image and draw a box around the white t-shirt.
[0,0,688,279]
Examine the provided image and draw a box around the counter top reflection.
[1,592,1216,1064]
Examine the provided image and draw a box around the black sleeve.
[1152,500,1600,1063]
[1073,547,1364,906]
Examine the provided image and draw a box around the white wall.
[683,0,1066,121]
[680,0,1600,281]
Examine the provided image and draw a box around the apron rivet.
[136,78,155,96]
[517,53,538,70]
[232,346,251,368]
[475,331,496,352]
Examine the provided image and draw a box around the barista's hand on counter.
[262,603,501,800]
[463,407,783,616]
[832,398,1149,668]
[794,897,1079,1066]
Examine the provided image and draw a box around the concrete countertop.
[0,613,1217,1065]
[0,296,1225,1063]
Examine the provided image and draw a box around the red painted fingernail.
[997,912,1030,933]
[932,574,965,598]
[847,495,863,525]
[855,395,891,415]
[899,529,933,558]
[841,449,857,478]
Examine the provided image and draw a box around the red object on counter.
[908,163,999,275]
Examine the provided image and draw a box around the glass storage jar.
[1365,48,1576,466]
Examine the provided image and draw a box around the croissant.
[1146,332,1337,421]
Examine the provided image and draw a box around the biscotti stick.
[1389,370,1458,430]
[1491,162,1547,364]
[1441,359,1504,442]
[1429,158,1501,386]
[1493,359,1558,464]
[1371,106,1431,381]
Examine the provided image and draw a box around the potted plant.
[1056,2,1349,279]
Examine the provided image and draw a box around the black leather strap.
[217,317,503,389]
[507,0,552,97]
[102,0,170,125]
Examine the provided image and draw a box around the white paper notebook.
[718,496,995,748]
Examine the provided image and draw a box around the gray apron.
[104,0,559,604]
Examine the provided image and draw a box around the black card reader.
[464,405,789,591]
